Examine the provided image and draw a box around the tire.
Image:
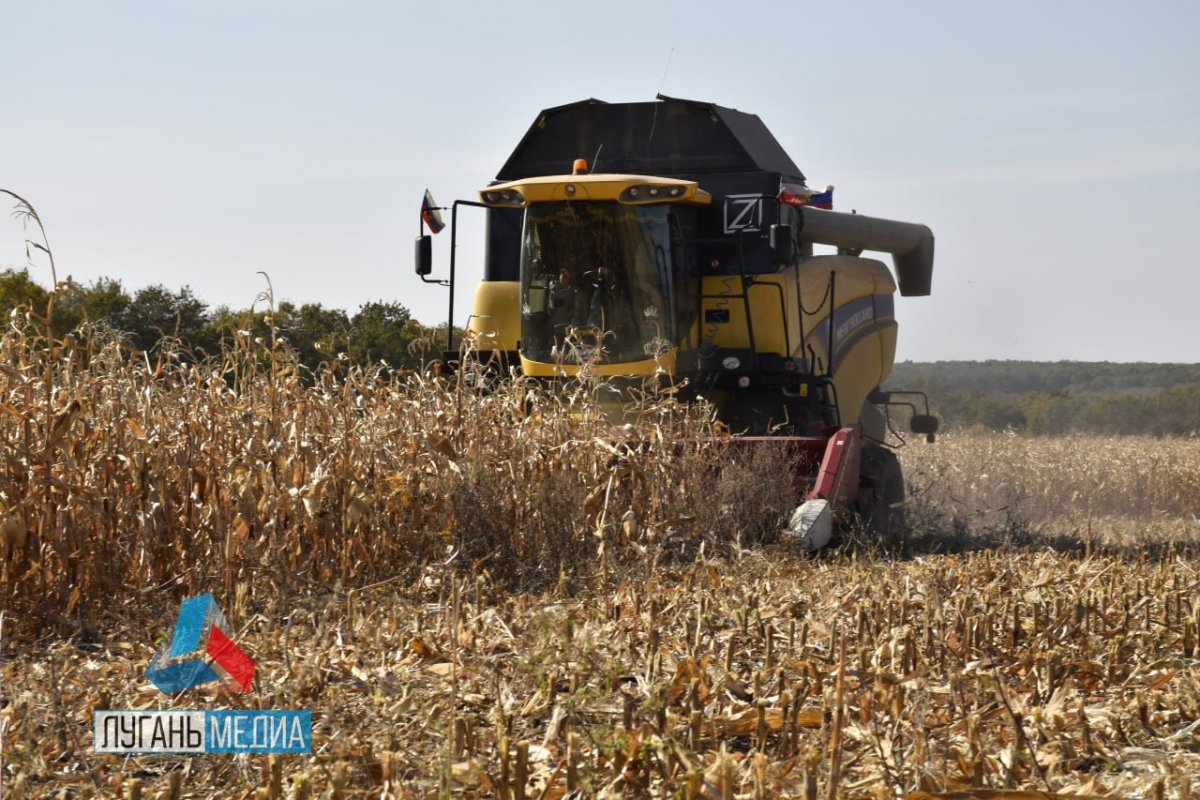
[859,446,906,550]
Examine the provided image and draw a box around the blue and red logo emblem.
[146,594,255,693]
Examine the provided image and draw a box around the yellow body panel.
[799,256,897,424]
[690,255,898,424]
[877,323,898,388]
[467,281,521,352]
[479,173,712,207]
[520,350,675,378]
[830,333,890,427]
[694,257,893,350]
[694,272,801,356]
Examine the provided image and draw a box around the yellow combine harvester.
[417,95,938,547]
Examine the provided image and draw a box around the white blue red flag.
[778,181,834,210]
[421,190,445,234]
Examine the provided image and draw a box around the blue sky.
[3,1,1197,361]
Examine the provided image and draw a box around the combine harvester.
[416,95,938,548]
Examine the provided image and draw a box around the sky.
[2,1,1198,363]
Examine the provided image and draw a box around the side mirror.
[415,235,432,277]
[910,413,940,443]
[769,224,792,265]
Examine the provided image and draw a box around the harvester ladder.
[694,231,760,372]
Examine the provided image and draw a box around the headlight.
[480,188,525,207]
[620,184,690,203]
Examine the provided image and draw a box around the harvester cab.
[417,95,938,548]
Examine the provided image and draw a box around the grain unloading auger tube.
[791,205,935,297]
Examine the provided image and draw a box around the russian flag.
[778,181,834,210]
[805,187,834,210]
[421,190,445,234]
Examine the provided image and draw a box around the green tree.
[113,284,210,352]
[81,277,132,323]
[52,276,132,337]
[0,267,83,338]
[0,267,50,317]
[0,268,442,373]
[348,301,429,369]
[1020,391,1073,435]
[274,301,351,372]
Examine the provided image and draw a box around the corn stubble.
[1,325,1199,798]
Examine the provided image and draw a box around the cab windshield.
[519,202,684,364]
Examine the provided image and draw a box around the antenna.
[657,47,674,95]
[646,47,675,158]
[591,143,603,174]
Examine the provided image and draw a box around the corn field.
[2,324,1200,798]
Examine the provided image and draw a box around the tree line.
[888,360,1200,436]
[5,268,1196,435]
[0,267,449,372]
[890,359,1200,394]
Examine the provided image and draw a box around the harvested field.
[1,329,1199,797]
[903,432,1200,551]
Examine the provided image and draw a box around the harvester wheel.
[860,446,906,550]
